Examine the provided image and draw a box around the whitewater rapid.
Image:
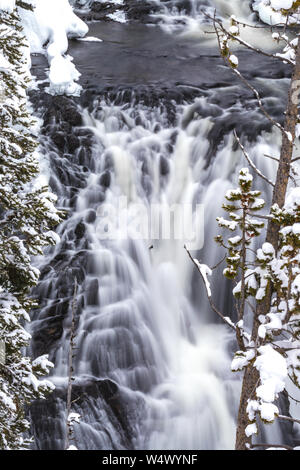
[27,0,295,449]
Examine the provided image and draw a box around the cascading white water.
[149,0,278,48]
[30,80,286,448]
[26,0,298,449]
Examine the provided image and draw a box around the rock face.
[29,86,149,449]
[73,0,161,23]
[29,378,144,450]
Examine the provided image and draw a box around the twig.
[278,414,300,426]
[212,16,286,135]
[210,254,227,270]
[285,391,300,405]
[184,245,238,334]
[264,154,280,163]
[234,130,275,187]
[203,11,294,66]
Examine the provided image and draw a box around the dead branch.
[234,130,275,187]
[184,245,242,337]
[278,414,300,426]
[264,154,280,163]
[204,11,294,66]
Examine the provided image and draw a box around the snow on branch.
[184,245,238,334]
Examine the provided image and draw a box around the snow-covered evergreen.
[216,168,300,445]
[0,2,61,449]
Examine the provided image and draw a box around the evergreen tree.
[0,1,61,449]
[216,172,300,444]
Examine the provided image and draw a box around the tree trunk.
[235,366,259,450]
[235,37,300,450]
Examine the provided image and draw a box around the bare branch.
[210,254,227,270]
[234,130,275,187]
[264,154,280,163]
[184,245,240,336]
[278,414,300,426]
[210,14,286,134]
[252,213,273,220]
[203,11,294,66]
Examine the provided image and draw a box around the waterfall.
[27,79,288,448]
[147,0,276,48]
[24,0,299,450]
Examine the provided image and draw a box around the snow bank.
[285,187,300,213]
[19,0,89,96]
[253,0,300,25]
[0,0,15,12]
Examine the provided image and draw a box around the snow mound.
[0,0,15,12]
[253,0,300,25]
[19,0,89,96]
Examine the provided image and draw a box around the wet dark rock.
[123,0,160,23]
[60,121,72,134]
[159,155,169,176]
[32,316,64,357]
[141,158,149,175]
[67,134,80,153]
[53,96,83,126]
[75,1,121,22]
[142,174,152,196]
[86,278,99,306]
[182,101,222,129]
[43,299,69,320]
[48,175,61,194]
[75,221,86,239]
[85,209,97,224]
[52,132,66,151]
[29,378,143,450]
[99,170,111,188]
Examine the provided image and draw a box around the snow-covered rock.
[19,0,89,96]
[0,0,15,12]
[253,0,300,25]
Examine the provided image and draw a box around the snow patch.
[19,0,88,96]
[253,0,300,25]
[0,0,15,12]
